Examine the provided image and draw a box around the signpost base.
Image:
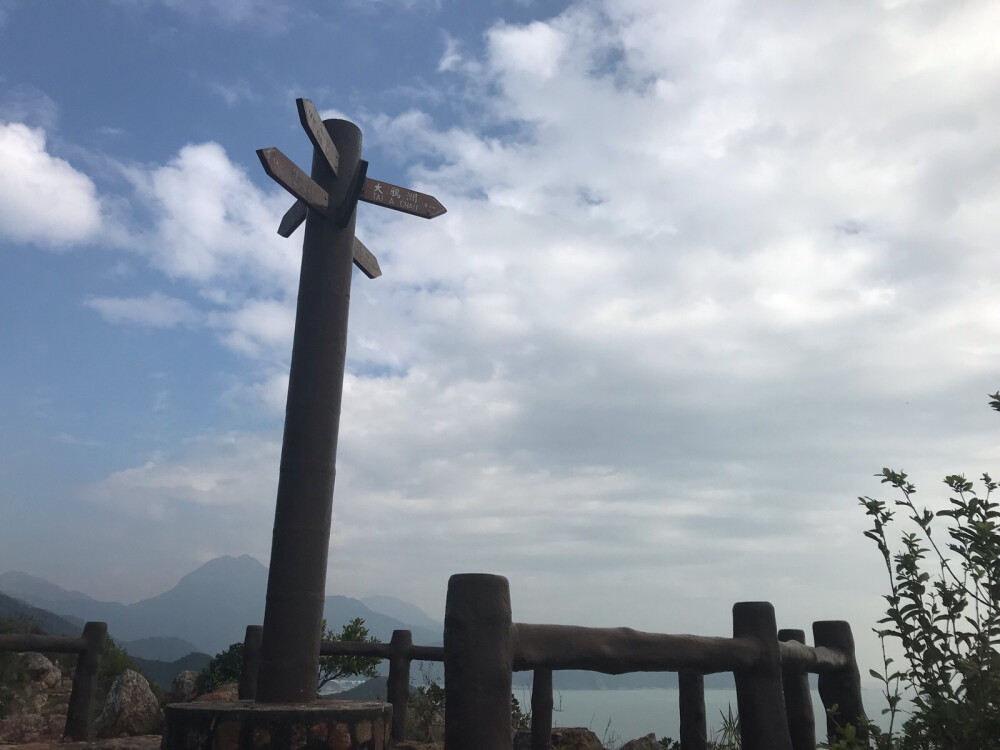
[161,700,391,750]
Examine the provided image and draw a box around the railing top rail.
[512,622,761,674]
[318,640,444,662]
[779,638,853,673]
[0,634,88,654]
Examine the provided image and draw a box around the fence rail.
[239,624,444,742]
[239,574,866,750]
[0,621,107,741]
[444,573,867,750]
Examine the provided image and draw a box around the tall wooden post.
[444,574,514,750]
[256,119,362,703]
[732,602,793,750]
[814,620,867,744]
[778,628,816,750]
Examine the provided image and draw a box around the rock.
[168,670,198,703]
[93,669,163,738]
[22,653,62,690]
[551,727,605,749]
[194,680,238,701]
[621,733,664,750]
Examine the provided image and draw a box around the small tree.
[317,617,380,692]
[857,391,1000,750]
[196,641,244,694]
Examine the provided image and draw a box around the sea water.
[516,687,895,745]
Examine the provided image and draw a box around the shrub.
[317,617,380,692]
[857,391,1000,749]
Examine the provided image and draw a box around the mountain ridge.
[0,556,440,655]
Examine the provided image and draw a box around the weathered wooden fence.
[0,621,107,741]
[238,574,866,750]
[445,573,867,750]
[239,624,444,742]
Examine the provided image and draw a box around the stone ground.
[0,740,439,750]
[0,738,162,750]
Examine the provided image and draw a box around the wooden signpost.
[253,98,445,704]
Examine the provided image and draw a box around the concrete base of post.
[161,700,391,750]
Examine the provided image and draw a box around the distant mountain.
[0,571,95,606]
[361,595,441,632]
[0,555,440,655]
[0,592,83,636]
[323,595,440,648]
[121,636,203,662]
[132,652,212,691]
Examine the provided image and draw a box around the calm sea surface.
[514,687,894,746]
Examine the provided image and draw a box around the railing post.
[778,628,815,750]
[64,621,107,741]
[813,621,867,744]
[387,629,412,741]
[678,670,707,750]
[444,573,514,750]
[530,668,553,750]
[239,625,263,700]
[732,602,792,750]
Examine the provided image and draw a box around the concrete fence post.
[444,574,514,750]
[778,628,815,750]
[239,625,263,700]
[64,621,107,741]
[732,602,792,750]
[814,620,867,744]
[387,629,412,741]
[678,670,707,750]
[530,668,553,750]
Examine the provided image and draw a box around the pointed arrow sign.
[275,198,381,279]
[296,98,339,177]
[257,147,329,214]
[352,237,381,279]
[360,178,446,219]
[278,199,307,238]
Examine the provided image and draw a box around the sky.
[2,0,1000,681]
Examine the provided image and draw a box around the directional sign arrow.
[296,98,339,177]
[257,147,329,214]
[275,198,381,279]
[352,237,381,279]
[278,199,307,238]
[360,178,446,219]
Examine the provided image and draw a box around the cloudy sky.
[2,0,999,677]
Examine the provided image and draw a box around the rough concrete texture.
[162,700,391,750]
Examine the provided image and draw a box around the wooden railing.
[0,621,107,741]
[239,624,443,742]
[444,573,867,750]
[237,574,866,750]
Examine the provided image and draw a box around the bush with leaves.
[198,617,381,697]
[856,391,1000,750]
[196,641,244,695]
[317,617,380,692]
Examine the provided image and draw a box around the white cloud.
[209,298,296,359]
[124,142,298,290]
[0,122,101,246]
[84,292,201,328]
[74,0,1000,672]
[90,432,280,517]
